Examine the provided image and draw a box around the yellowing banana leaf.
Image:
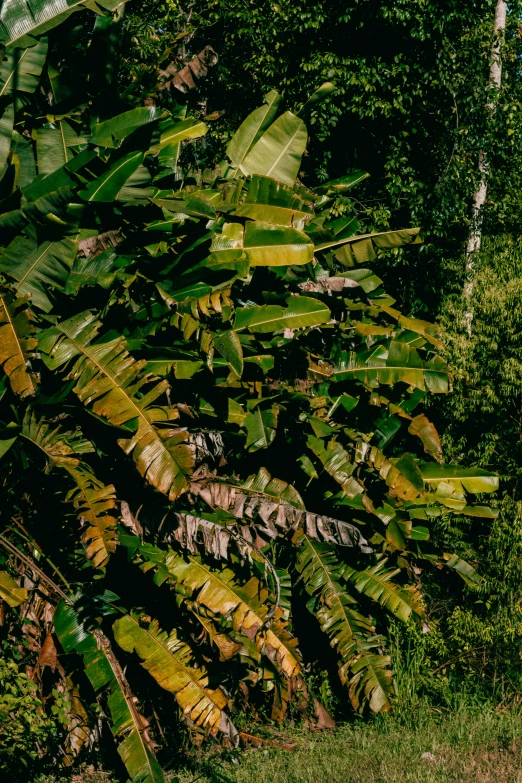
[65,465,118,569]
[420,463,499,494]
[79,151,144,202]
[0,0,125,47]
[243,220,313,266]
[21,409,94,468]
[132,545,301,679]
[240,111,308,187]
[296,537,392,714]
[408,414,443,463]
[227,89,282,168]
[0,570,28,607]
[0,225,77,312]
[0,37,48,95]
[235,296,330,333]
[53,603,165,783]
[0,288,38,398]
[113,613,237,740]
[364,447,425,502]
[38,312,194,499]
[231,176,313,228]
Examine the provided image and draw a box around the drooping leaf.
[65,465,118,569]
[38,311,194,499]
[127,541,301,680]
[343,559,424,621]
[296,537,392,714]
[408,414,443,463]
[54,603,165,783]
[188,470,371,551]
[113,613,237,741]
[307,435,364,498]
[0,288,38,398]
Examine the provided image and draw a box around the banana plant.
[0,23,499,781]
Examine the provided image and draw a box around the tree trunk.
[464,0,507,325]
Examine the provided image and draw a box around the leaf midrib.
[2,0,87,48]
[0,47,29,96]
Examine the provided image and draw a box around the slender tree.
[464,0,507,326]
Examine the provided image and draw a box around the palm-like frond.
[39,311,194,498]
[296,536,393,714]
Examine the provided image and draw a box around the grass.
[174,702,522,783]
[31,701,522,783]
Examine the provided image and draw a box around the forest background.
[2,0,522,780]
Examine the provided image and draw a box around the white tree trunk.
[464,0,507,322]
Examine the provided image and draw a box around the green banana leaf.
[227,89,282,168]
[0,0,124,48]
[243,220,313,266]
[240,111,308,186]
[420,463,499,494]
[231,175,313,228]
[0,37,48,95]
[79,150,144,202]
[235,296,331,333]
[0,226,77,311]
[92,107,164,148]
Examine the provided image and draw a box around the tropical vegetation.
[0,0,519,781]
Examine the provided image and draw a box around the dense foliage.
[0,3,503,779]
